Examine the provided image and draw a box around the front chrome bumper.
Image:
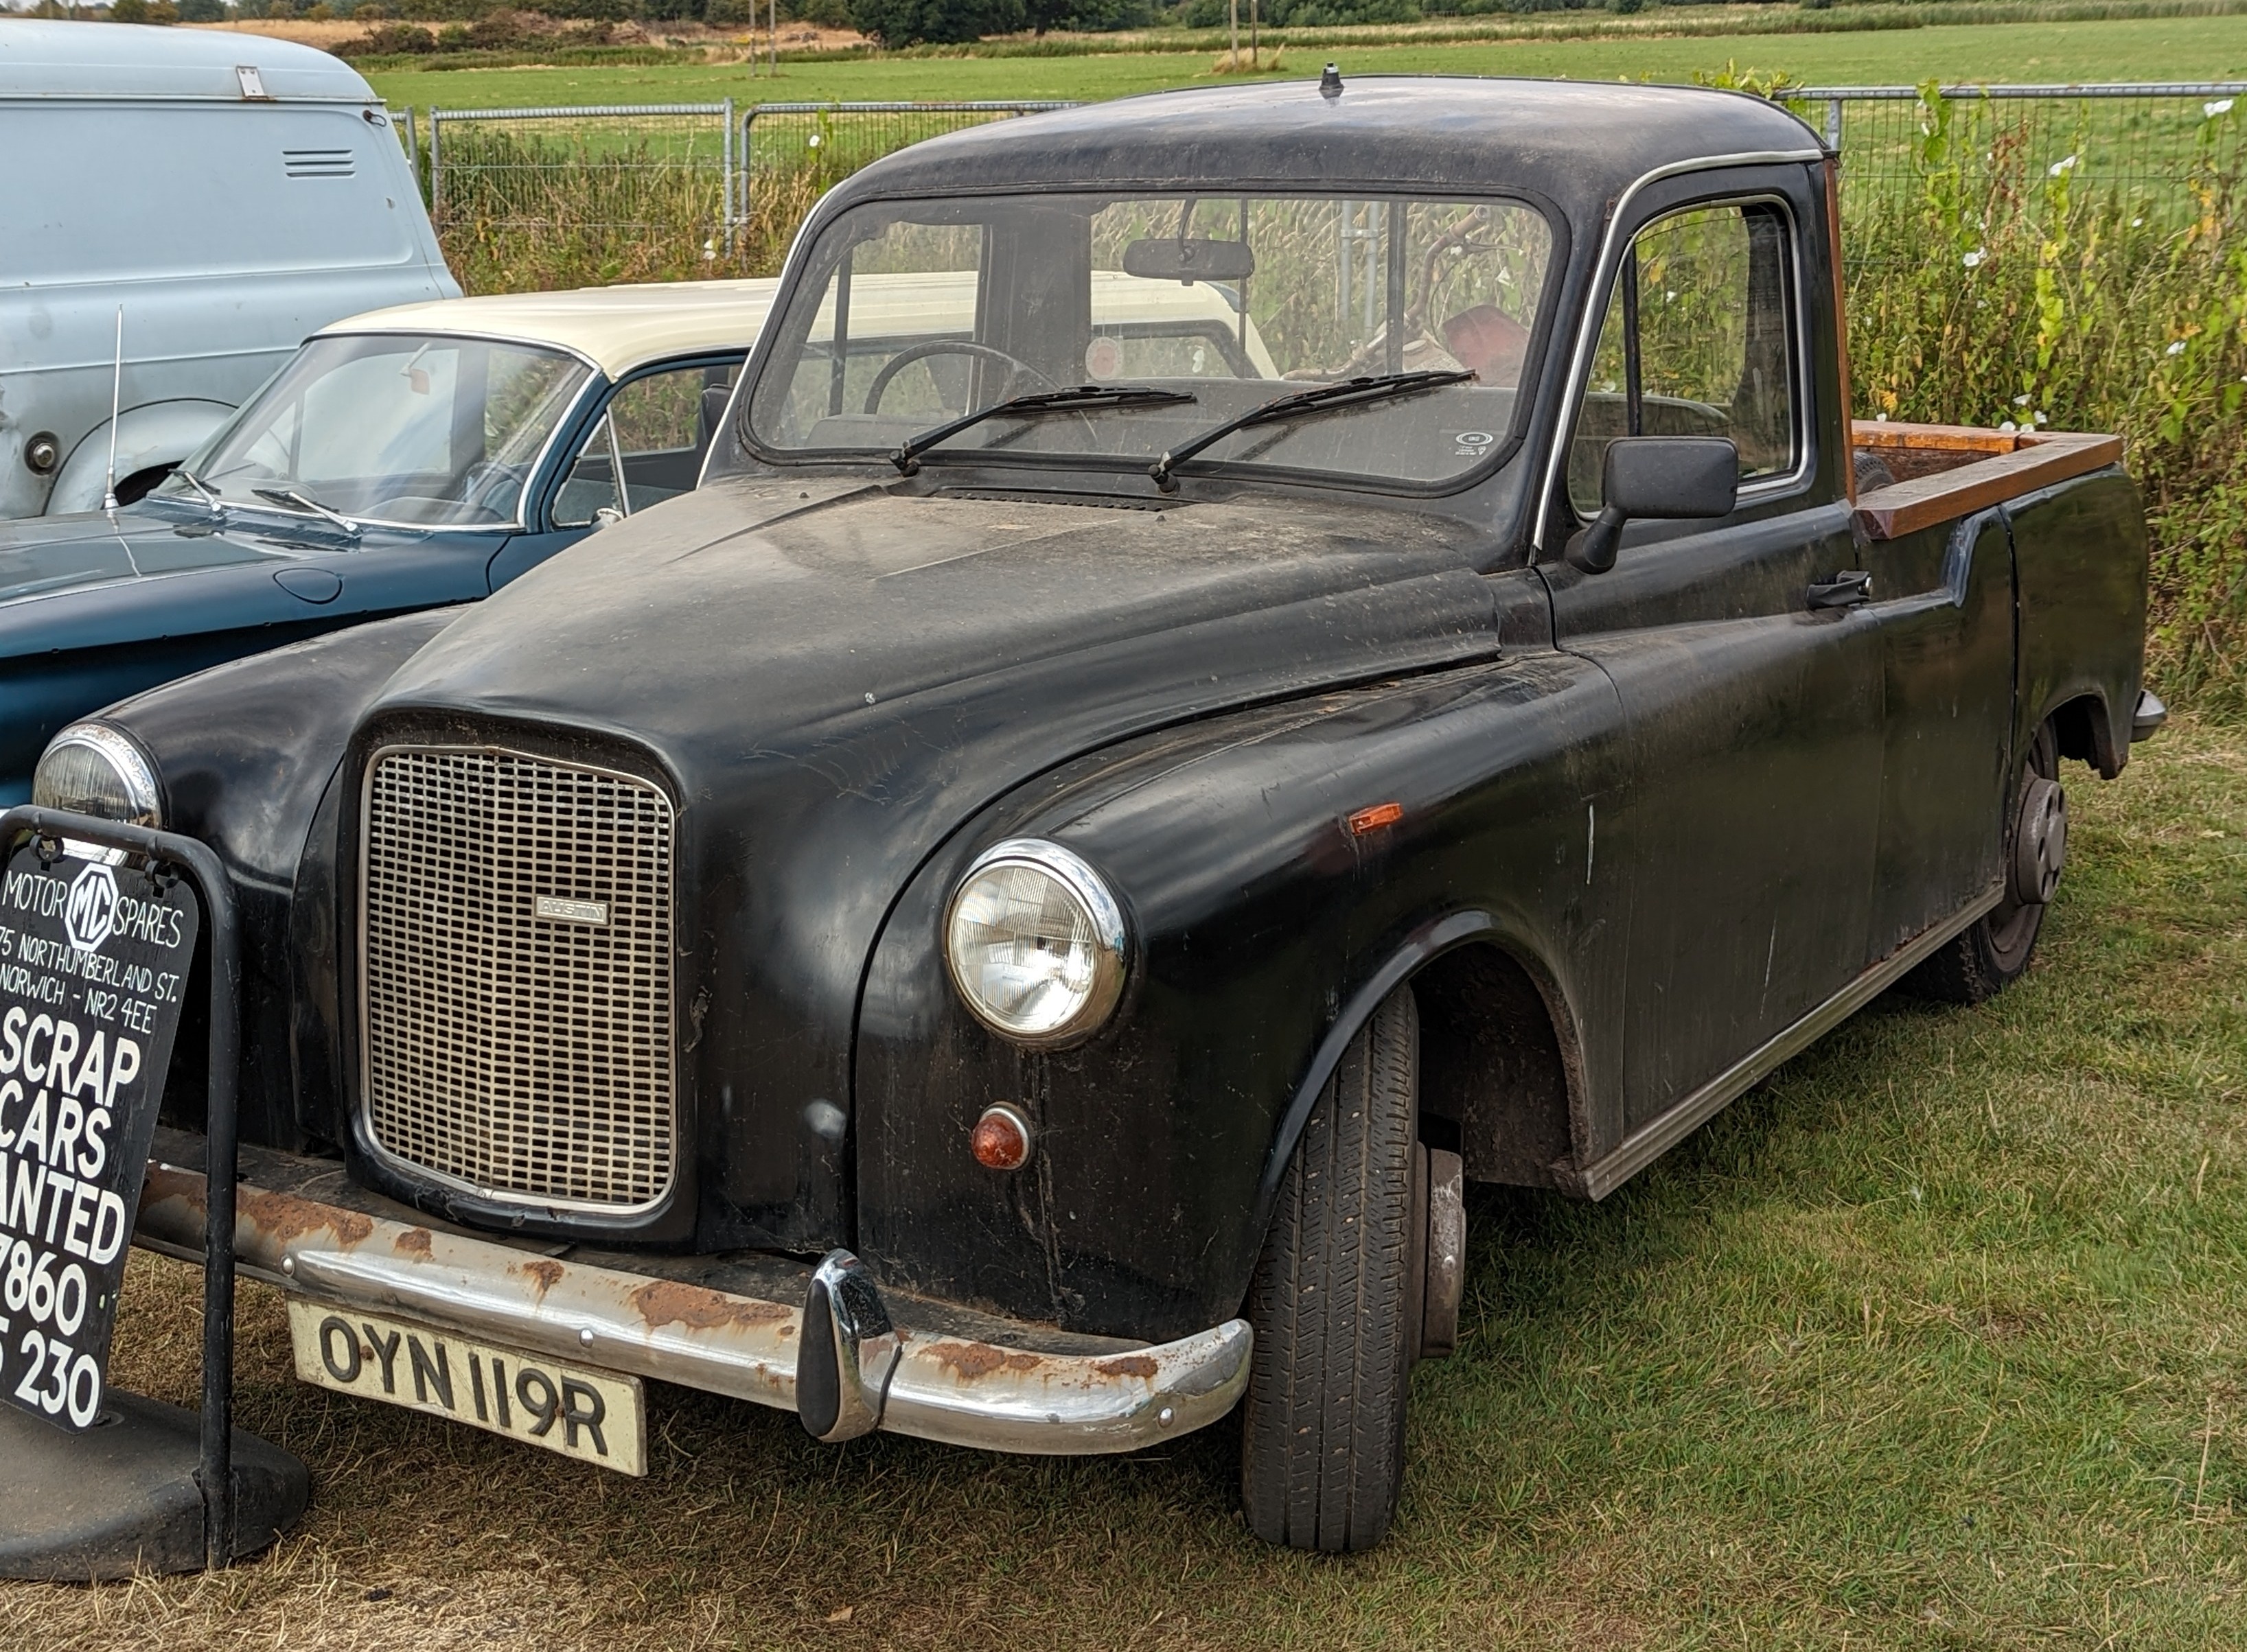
[134,1161,1251,1456]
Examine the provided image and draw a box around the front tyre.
[1241,987,1419,1552]
[1907,720,2065,1004]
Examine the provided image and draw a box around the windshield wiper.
[169,466,227,516]
[253,486,360,536]
[1146,369,1475,493]
[892,384,1196,476]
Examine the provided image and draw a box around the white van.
[0,21,458,517]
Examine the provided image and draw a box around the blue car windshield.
[161,333,590,528]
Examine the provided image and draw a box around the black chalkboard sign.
[0,845,198,1432]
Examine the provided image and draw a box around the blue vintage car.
[1,278,777,803]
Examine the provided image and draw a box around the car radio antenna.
[102,306,124,513]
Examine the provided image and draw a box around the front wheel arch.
[1249,913,1588,1254]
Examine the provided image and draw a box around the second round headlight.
[945,839,1127,1048]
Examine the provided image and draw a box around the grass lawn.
[5,716,2244,1648]
[367,14,2247,107]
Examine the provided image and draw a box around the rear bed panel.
[2005,467,2149,776]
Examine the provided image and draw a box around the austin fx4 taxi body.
[32,77,2158,1550]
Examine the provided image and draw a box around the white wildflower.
[2208,97,2235,118]
[2132,217,2144,227]
[1999,419,2017,432]
[2167,340,2189,356]
[2049,154,2079,176]
[807,132,822,148]
[2034,410,2049,426]
[1962,248,1986,268]
[2013,393,2031,406]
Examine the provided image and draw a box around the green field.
[6,720,2244,1649]
[367,13,2247,107]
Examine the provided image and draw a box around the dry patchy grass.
[3,719,2246,1649]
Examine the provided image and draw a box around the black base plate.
[0,1390,309,1580]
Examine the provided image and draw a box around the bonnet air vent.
[284,148,356,178]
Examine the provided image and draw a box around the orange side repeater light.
[1346,801,1405,837]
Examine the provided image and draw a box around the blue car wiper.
[253,485,360,537]
[170,466,227,515]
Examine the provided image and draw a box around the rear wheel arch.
[2047,689,2120,778]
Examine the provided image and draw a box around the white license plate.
[287,1301,646,1476]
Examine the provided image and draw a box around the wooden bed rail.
[1850,421,2123,540]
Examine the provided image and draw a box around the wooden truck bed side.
[1852,421,2124,541]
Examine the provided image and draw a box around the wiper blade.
[892,384,1196,476]
[253,486,360,535]
[170,466,227,515]
[1147,369,1475,492]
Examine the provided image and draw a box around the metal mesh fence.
[1803,84,2247,273]
[739,101,1076,213]
[427,103,738,292]
[406,89,2246,293]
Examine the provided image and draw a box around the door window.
[1567,202,1797,515]
[552,362,739,528]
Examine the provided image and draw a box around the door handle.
[1807,569,1873,610]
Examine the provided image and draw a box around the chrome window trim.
[1531,149,1825,557]
[355,739,680,1218]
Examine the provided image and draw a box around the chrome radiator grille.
[360,745,676,1211]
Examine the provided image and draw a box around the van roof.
[0,19,378,104]
[325,279,785,377]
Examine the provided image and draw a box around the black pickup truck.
[30,74,2158,1550]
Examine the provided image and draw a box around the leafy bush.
[1843,86,2247,708]
[338,16,439,44]
[1181,0,1411,26]
[849,0,1024,43]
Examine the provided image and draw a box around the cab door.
[1541,185,1885,1137]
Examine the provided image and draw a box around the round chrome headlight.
[32,722,162,826]
[945,839,1127,1049]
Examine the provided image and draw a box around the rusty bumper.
[135,1164,1251,1456]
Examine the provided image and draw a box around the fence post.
[428,108,443,222]
[741,106,759,237]
[723,96,736,244]
[1825,96,1843,155]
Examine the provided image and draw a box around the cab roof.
[0,19,378,104]
[833,75,1825,226]
[324,279,784,378]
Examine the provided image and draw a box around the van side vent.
[284,148,356,178]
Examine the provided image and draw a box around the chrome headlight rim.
[32,721,164,828]
[943,837,1129,1051]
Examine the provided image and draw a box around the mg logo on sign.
[65,861,120,953]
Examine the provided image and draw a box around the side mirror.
[1566,436,1739,574]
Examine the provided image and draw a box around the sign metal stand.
[0,805,308,1578]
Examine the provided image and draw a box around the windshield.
[161,334,592,527]
[745,191,1555,489]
